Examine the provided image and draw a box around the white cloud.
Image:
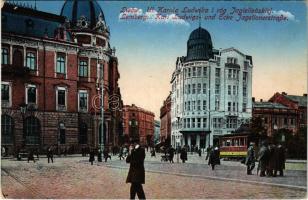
[119,7,189,26]
[272,10,298,22]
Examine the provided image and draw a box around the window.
[215,84,220,95]
[79,90,88,111]
[192,101,195,110]
[188,101,190,111]
[242,103,246,112]
[184,102,187,111]
[203,83,206,94]
[192,84,196,94]
[243,72,248,83]
[192,118,195,128]
[197,83,201,94]
[203,67,207,76]
[79,122,88,144]
[243,86,247,97]
[79,60,88,77]
[228,85,231,95]
[215,68,220,77]
[26,52,36,70]
[228,69,232,79]
[187,118,190,128]
[184,118,186,128]
[26,85,37,104]
[215,99,219,111]
[56,87,67,111]
[203,118,207,128]
[203,100,207,110]
[197,118,201,128]
[1,115,14,144]
[197,67,201,76]
[188,84,191,94]
[188,68,191,77]
[233,85,236,95]
[192,67,196,76]
[228,102,231,111]
[2,48,9,65]
[197,100,201,111]
[284,118,288,125]
[290,118,294,125]
[1,83,10,102]
[56,54,66,74]
[13,49,23,67]
[24,116,40,144]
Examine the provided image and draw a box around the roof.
[2,2,71,41]
[284,95,307,107]
[253,102,289,109]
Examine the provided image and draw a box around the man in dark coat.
[47,146,54,163]
[168,146,175,163]
[245,142,255,175]
[126,139,146,199]
[267,144,277,177]
[103,148,111,162]
[258,141,269,177]
[274,144,286,176]
[180,147,187,163]
[205,145,212,160]
[208,147,220,170]
[89,149,95,165]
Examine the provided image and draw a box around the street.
[1,152,306,199]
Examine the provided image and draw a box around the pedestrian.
[180,147,187,163]
[198,148,202,157]
[126,139,146,199]
[89,149,95,165]
[103,148,111,162]
[205,145,212,160]
[258,141,270,177]
[274,143,286,176]
[119,146,125,160]
[267,144,277,177]
[168,146,175,163]
[208,147,220,170]
[47,146,54,163]
[151,148,156,157]
[245,142,255,175]
[27,149,35,163]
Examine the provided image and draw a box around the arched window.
[24,116,40,144]
[13,49,23,67]
[1,115,14,144]
[79,122,87,144]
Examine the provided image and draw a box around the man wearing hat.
[245,142,255,175]
[126,138,146,199]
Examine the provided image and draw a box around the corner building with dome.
[1,0,123,155]
[170,27,253,149]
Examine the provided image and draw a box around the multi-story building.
[154,120,160,145]
[269,92,307,128]
[253,99,298,136]
[1,1,123,154]
[252,92,307,137]
[123,104,155,146]
[160,93,171,144]
[170,26,253,149]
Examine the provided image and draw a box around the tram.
[219,132,258,159]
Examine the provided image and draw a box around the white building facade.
[170,27,253,149]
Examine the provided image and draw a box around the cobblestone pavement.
[1,153,307,199]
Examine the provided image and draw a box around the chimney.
[282,92,287,95]
[252,97,255,102]
[260,99,263,102]
[304,94,307,97]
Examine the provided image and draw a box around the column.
[205,134,209,148]
[188,135,191,147]
[196,134,200,148]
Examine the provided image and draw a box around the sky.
[12,1,307,119]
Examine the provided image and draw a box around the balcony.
[2,64,30,77]
[225,63,240,69]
